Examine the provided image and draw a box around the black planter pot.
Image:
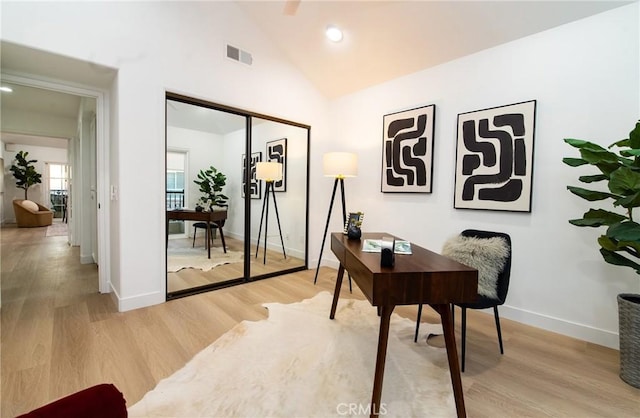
[618,293,640,388]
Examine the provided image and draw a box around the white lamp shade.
[323,152,358,178]
[256,161,283,181]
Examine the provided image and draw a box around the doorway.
[0,73,112,293]
[45,162,69,221]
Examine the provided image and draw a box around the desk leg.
[329,264,345,319]
[370,304,394,418]
[206,224,211,259]
[432,303,466,418]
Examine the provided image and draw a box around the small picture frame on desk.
[343,211,364,234]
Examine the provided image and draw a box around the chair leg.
[192,226,197,248]
[461,307,467,373]
[494,306,504,355]
[414,303,423,343]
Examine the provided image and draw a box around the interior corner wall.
[325,3,640,349]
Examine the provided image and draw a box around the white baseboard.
[499,305,619,350]
[314,260,619,350]
[116,289,165,312]
[80,254,94,264]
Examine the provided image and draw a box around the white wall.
[1,1,328,310]
[318,4,640,348]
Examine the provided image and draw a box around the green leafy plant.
[563,120,640,273]
[194,166,228,210]
[10,150,42,199]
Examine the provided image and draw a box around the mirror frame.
[165,92,310,300]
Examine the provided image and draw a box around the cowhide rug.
[128,291,455,417]
[167,247,244,272]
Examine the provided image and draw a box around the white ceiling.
[167,100,247,135]
[0,81,90,149]
[0,0,633,146]
[237,0,633,98]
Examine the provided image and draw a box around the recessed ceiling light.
[0,86,13,93]
[325,25,343,42]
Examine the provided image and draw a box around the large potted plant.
[194,166,228,211]
[563,120,640,388]
[10,150,42,199]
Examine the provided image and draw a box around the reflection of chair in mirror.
[255,162,286,264]
[192,220,227,253]
[414,229,512,372]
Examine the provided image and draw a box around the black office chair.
[192,219,227,253]
[414,229,512,372]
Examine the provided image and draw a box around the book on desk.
[362,239,412,255]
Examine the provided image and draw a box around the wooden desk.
[329,232,478,418]
[166,209,227,259]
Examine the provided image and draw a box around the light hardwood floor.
[1,224,638,417]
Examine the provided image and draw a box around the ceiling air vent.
[226,44,253,66]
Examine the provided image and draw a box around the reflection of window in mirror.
[167,150,187,237]
[166,151,186,208]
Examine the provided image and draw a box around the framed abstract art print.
[454,100,536,212]
[242,152,262,199]
[381,104,435,193]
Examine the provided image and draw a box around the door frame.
[3,72,112,293]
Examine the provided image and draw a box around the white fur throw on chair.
[442,235,509,299]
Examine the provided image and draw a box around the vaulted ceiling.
[0,0,633,147]
[237,0,633,98]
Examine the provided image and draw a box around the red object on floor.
[16,383,127,418]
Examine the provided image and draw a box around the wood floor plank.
[2,223,638,417]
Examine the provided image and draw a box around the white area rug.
[45,222,67,237]
[167,247,243,272]
[128,292,455,418]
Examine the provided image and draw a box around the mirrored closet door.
[165,93,309,299]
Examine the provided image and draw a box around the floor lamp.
[255,161,286,264]
[313,152,357,287]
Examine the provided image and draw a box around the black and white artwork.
[242,152,262,199]
[381,104,435,193]
[266,138,287,192]
[454,100,536,212]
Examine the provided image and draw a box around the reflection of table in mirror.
[329,232,478,418]
[166,210,228,259]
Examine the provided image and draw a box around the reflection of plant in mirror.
[194,166,228,210]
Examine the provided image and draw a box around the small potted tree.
[10,150,42,199]
[563,120,640,388]
[194,166,228,211]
